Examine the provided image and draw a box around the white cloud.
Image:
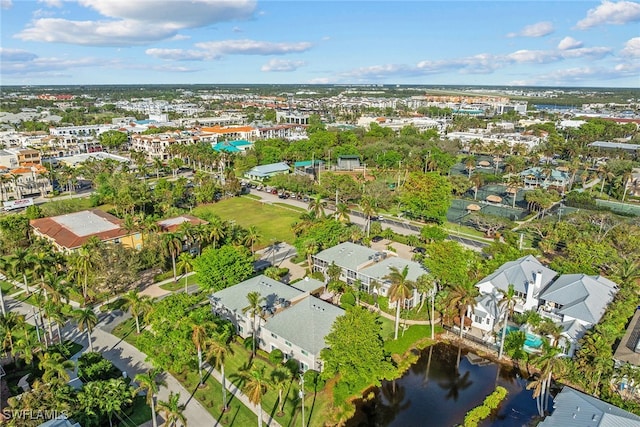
[15,0,257,46]
[261,59,306,72]
[38,0,63,7]
[507,50,560,64]
[78,0,256,26]
[0,48,38,62]
[0,0,12,9]
[507,21,554,38]
[145,48,213,61]
[146,39,312,61]
[194,39,312,55]
[620,37,640,57]
[16,18,184,46]
[0,55,108,75]
[575,0,640,29]
[557,36,583,50]
[232,26,243,33]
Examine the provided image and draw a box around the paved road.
[5,295,217,427]
[248,190,490,251]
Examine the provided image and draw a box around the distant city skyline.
[1,0,639,88]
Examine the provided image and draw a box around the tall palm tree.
[163,232,183,283]
[302,239,318,272]
[176,252,194,293]
[0,312,24,361]
[469,173,484,201]
[464,155,476,178]
[72,308,98,352]
[384,266,416,340]
[447,281,478,342]
[242,291,265,356]
[157,392,187,427]
[243,226,262,255]
[41,272,69,305]
[497,284,518,360]
[207,217,226,249]
[121,290,152,334]
[527,340,562,416]
[243,366,269,427]
[135,369,166,427]
[360,196,376,237]
[206,335,233,412]
[68,246,97,303]
[38,351,74,383]
[416,274,438,340]
[10,248,35,294]
[192,324,208,387]
[270,368,290,417]
[15,330,41,368]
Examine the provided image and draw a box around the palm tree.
[163,232,183,283]
[121,290,152,334]
[307,195,326,218]
[507,174,522,209]
[243,366,269,427]
[192,323,208,387]
[0,312,24,361]
[38,351,74,383]
[464,155,476,178]
[176,252,194,293]
[153,157,164,179]
[447,281,478,342]
[497,284,518,360]
[72,308,98,352]
[68,246,97,303]
[270,368,290,417]
[157,392,187,427]
[335,203,351,223]
[206,335,233,412]
[416,274,438,340]
[135,369,166,427]
[9,248,35,294]
[527,340,562,416]
[469,173,484,201]
[243,226,262,255]
[384,265,416,340]
[359,196,376,237]
[15,330,41,368]
[243,291,265,356]
[41,272,69,305]
[207,217,226,249]
[302,239,318,272]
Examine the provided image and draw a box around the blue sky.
[1,0,639,87]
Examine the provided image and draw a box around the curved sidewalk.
[359,300,440,325]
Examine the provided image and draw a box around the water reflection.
[347,343,542,427]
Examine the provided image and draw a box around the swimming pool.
[500,326,543,350]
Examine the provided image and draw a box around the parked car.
[412,247,426,254]
[371,236,383,242]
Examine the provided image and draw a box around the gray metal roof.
[314,242,378,272]
[247,162,290,177]
[264,296,344,356]
[560,318,587,341]
[588,141,640,151]
[209,275,304,314]
[539,386,640,427]
[359,257,428,283]
[291,277,324,293]
[539,274,618,325]
[477,255,557,295]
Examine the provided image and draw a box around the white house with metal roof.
[209,275,344,372]
[539,386,640,427]
[471,255,619,356]
[243,162,290,181]
[312,242,428,308]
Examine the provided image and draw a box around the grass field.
[192,198,303,248]
[111,319,332,427]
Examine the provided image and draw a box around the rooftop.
[314,242,379,273]
[209,275,304,314]
[477,255,557,295]
[157,214,208,233]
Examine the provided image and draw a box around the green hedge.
[463,386,508,427]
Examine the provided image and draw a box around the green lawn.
[159,275,198,291]
[193,198,303,247]
[111,322,332,427]
[1,280,19,296]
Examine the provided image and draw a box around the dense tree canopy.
[399,172,452,223]
[193,244,254,292]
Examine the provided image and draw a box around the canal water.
[346,343,546,427]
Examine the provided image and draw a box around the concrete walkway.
[359,300,440,326]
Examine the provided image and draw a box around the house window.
[285,340,292,347]
[301,362,309,372]
[238,326,244,334]
[271,333,278,339]
[301,350,308,356]
[271,345,278,352]
[474,315,482,323]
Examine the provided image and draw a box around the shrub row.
[463,386,508,427]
